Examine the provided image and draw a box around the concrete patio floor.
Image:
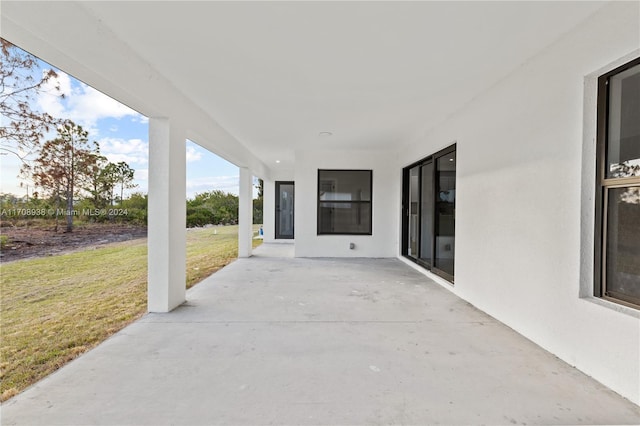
[3,243,640,425]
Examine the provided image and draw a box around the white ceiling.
[2,1,607,175]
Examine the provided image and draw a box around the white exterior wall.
[399,2,640,404]
[294,149,398,257]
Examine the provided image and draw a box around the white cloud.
[135,168,148,181]
[121,168,149,196]
[36,70,71,118]
[0,155,23,195]
[36,70,144,136]
[121,173,240,199]
[68,84,138,127]
[186,146,203,163]
[98,137,148,166]
[186,175,239,198]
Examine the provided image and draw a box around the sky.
[1,46,244,200]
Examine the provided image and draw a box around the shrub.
[186,208,214,228]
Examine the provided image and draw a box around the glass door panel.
[275,182,294,239]
[407,166,420,258]
[434,152,456,278]
[419,162,433,267]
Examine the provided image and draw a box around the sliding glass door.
[402,145,456,282]
[434,151,456,280]
[419,161,434,268]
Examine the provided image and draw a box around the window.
[402,144,456,283]
[595,56,640,309]
[318,170,372,235]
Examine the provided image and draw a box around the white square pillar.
[238,167,253,258]
[147,118,186,312]
[262,178,275,242]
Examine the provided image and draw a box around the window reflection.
[317,170,372,235]
[408,166,420,257]
[419,162,433,266]
[606,63,640,179]
[605,186,640,304]
[434,152,456,277]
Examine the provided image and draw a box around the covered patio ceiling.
[2,1,606,175]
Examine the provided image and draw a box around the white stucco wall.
[294,149,399,257]
[399,2,640,404]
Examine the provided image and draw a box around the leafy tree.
[83,154,112,208]
[0,38,62,160]
[253,178,264,224]
[255,178,264,199]
[611,160,640,179]
[0,193,19,209]
[114,161,137,203]
[121,192,147,210]
[99,162,120,206]
[25,121,98,232]
[90,161,136,207]
[120,192,148,225]
[186,190,238,227]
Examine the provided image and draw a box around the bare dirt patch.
[0,223,147,262]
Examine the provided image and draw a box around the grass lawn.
[0,224,261,401]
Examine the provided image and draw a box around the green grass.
[186,225,262,288]
[0,225,261,401]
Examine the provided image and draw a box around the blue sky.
[1,47,243,200]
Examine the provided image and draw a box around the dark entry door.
[275,182,294,239]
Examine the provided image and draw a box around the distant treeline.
[0,192,148,227]
[186,189,263,227]
[0,189,264,229]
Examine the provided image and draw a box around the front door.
[275,181,294,239]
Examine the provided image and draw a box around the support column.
[147,118,186,312]
[262,178,275,242]
[238,167,253,258]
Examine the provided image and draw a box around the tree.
[26,121,98,232]
[186,190,239,227]
[120,192,148,225]
[1,38,62,160]
[114,161,137,203]
[83,154,111,208]
[255,178,264,199]
[88,161,137,206]
[99,162,120,206]
[253,178,263,224]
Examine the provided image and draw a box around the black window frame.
[594,56,640,309]
[317,169,373,235]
